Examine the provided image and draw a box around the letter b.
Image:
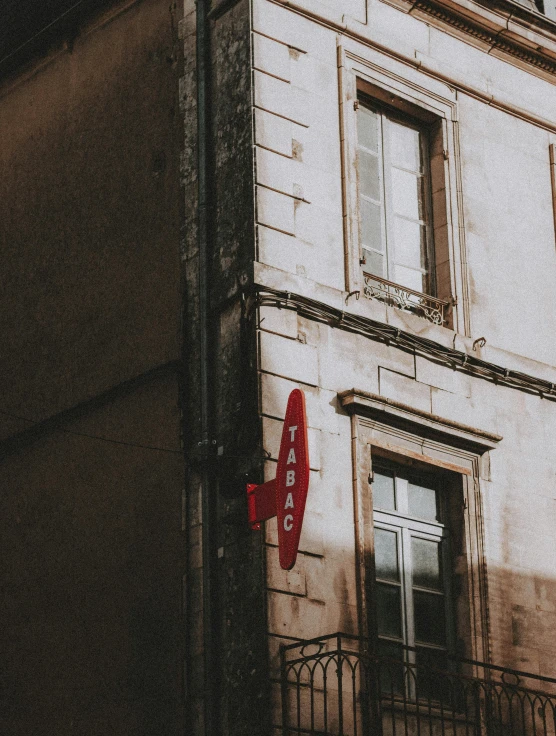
[286,470,295,487]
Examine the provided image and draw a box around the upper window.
[340,51,471,334]
[357,99,435,297]
[354,91,455,327]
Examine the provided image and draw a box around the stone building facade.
[2,0,556,734]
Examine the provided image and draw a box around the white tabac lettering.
[287,448,296,465]
[288,425,298,442]
[286,470,295,487]
[284,492,294,509]
[284,514,293,532]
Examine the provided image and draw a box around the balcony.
[362,273,450,326]
[279,633,556,735]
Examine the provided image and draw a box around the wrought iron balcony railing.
[280,633,556,736]
[363,273,450,326]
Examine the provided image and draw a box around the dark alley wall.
[0,0,185,733]
[0,0,182,425]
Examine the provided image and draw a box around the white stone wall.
[251,0,556,710]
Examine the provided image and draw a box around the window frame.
[338,47,471,335]
[371,462,456,663]
[342,391,499,666]
[357,95,437,299]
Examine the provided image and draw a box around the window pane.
[415,648,452,704]
[408,481,439,521]
[394,217,427,271]
[412,537,442,590]
[359,150,381,201]
[392,264,425,294]
[389,121,422,172]
[357,105,379,152]
[360,199,383,250]
[416,647,448,673]
[376,583,403,638]
[373,470,396,510]
[363,249,385,278]
[378,640,405,696]
[414,591,446,646]
[391,169,425,220]
[375,528,399,582]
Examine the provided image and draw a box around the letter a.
[285,492,294,509]
[286,470,295,487]
[287,448,296,465]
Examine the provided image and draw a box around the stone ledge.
[339,387,503,451]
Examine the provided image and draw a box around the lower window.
[371,459,458,700]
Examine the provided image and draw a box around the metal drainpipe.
[196,0,219,733]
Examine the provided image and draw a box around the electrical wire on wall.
[249,285,556,401]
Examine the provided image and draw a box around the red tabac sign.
[275,389,310,570]
[246,389,310,570]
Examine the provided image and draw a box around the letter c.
[284,514,293,532]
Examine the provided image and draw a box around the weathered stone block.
[267,544,307,595]
[416,356,471,397]
[257,186,295,234]
[254,69,310,126]
[379,367,432,413]
[259,304,299,339]
[255,109,294,158]
[253,32,292,81]
[260,330,319,385]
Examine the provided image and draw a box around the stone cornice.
[339,389,503,452]
[405,0,556,77]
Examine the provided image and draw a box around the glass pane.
[389,121,422,172]
[360,199,383,250]
[358,150,381,201]
[394,217,427,271]
[376,583,402,639]
[408,481,439,521]
[375,528,399,582]
[416,647,448,673]
[412,537,442,590]
[357,105,379,152]
[392,265,425,294]
[391,168,425,220]
[415,648,452,705]
[363,249,385,278]
[414,591,446,646]
[378,640,405,696]
[373,470,395,510]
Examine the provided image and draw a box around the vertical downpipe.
[196,0,218,733]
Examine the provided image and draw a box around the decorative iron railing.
[362,273,450,326]
[280,633,556,736]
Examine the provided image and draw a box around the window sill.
[253,261,466,350]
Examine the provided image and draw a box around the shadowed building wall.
[0,0,185,733]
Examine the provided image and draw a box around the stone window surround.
[551,143,556,239]
[340,387,503,665]
[339,47,471,336]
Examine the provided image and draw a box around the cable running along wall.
[251,286,556,400]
